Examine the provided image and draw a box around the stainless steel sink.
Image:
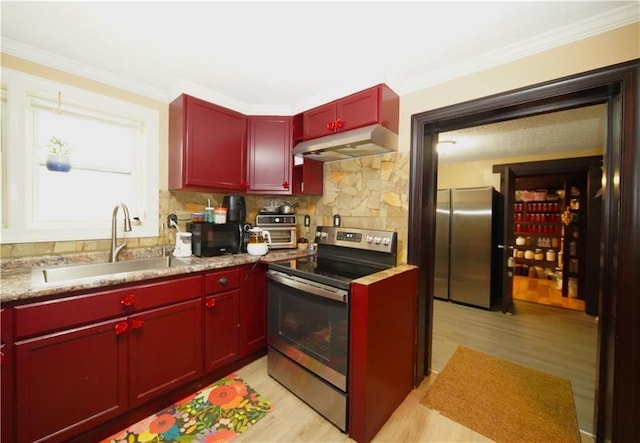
[31,256,191,286]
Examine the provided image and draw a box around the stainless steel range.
[255,212,297,249]
[266,226,397,431]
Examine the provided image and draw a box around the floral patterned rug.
[102,373,273,443]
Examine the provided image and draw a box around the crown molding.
[395,4,640,95]
[2,3,637,110]
[1,38,168,102]
[165,78,293,115]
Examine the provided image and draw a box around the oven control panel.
[336,231,362,243]
[315,226,397,254]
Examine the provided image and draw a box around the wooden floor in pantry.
[513,275,585,311]
[234,299,597,442]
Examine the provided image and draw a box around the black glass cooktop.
[268,255,387,291]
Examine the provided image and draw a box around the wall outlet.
[167,214,178,228]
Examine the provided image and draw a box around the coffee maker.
[222,194,246,223]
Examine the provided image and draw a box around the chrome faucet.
[110,203,132,262]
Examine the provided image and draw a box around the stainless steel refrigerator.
[434,189,451,300]
[447,186,503,309]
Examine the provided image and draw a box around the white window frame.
[1,68,159,243]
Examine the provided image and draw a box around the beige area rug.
[422,346,580,443]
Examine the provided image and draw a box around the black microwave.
[187,222,250,257]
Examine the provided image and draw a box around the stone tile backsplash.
[1,152,410,264]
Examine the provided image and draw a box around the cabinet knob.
[120,294,136,307]
[282,181,289,190]
[326,121,335,131]
[130,318,144,330]
[114,320,129,335]
[334,119,344,129]
[206,298,216,309]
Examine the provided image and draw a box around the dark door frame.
[408,59,639,441]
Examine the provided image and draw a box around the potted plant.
[297,237,309,251]
[45,136,72,172]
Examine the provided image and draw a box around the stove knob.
[382,237,390,246]
[374,236,382,244]
[321,232,328,239]
[366,236,373,243]
[315,231,322,238]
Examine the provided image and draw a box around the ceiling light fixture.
[436,139,457,153]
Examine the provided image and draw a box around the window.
[1,69,159,243]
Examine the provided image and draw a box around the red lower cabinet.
[128,299,203,407]
[204,290,240,372]
[9,266,267,442]
[15,317,129,443]
[239,264,267,356]
[1,308,14,443]
[12,276,203,443]
[204,264,267,371]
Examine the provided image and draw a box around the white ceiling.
[438,104,607,163]
[1,2,637,161]
[2,1,638,116]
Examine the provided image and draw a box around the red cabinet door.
[129,299,203,407]
[170,94,247,191]
[239,264,267,357]
[1,343,12,443]
[302,84,399,141]
[303,102,337,140]
[292,158,323,195]
[15,317,128,443]
[247,116,293,194]
[336,87,379,132]
[1,308,13,443]
[204,290,240,372]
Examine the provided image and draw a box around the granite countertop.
[352,264,417,286]
[0,248,313,304]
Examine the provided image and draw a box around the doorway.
[435,103,605,314]
[493,155,604,315]
[432,110,603,433]
[408,60,640,441]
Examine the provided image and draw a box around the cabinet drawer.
[15,275,202,339]
[205,268,240,294]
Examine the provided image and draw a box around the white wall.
[398,23,640,154]
[437,148,604,190]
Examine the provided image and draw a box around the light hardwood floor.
[431,299,598,435]
[235,356,493,443]
[234,299,597,442]
[513,275,586,311]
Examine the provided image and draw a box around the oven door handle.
[267,271,348,303]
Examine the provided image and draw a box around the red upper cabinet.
[303,103,337,140]
[170,94,247,191]
[292,159,323,195]
[291,113,323,195]
[302,84,399,141]
[247,116,293,194]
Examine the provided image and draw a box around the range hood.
[291,124,398,162]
